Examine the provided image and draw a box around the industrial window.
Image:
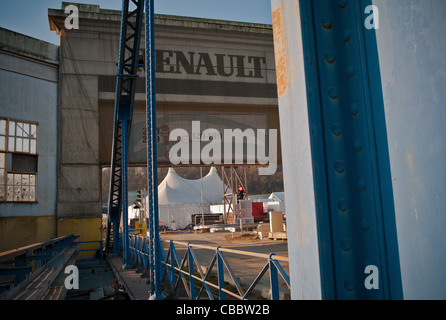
[7,120,38,154]
[0,118,38,202]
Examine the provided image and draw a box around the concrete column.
[271,0,322,299]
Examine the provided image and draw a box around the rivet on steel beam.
[343,29,352,42]
[361,218,371,231]
[358,178,367,191]
[347,65,356,78]
[341,238,352,251]
[331,124,342,136]
[344,279,355,291]
[350,102,359,115]
[328,87,339,99]
[334,161,345,173]
[324,53,336,64]
[321,18,333,30]
[353,139,363,152]
[338,199,349,212]
[339,0,349,9]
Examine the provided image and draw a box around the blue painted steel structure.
[105,0,163,298]
[105,0,145,270]
[144,0,163,300]
[297,0,403,299]
[0,234,78,294]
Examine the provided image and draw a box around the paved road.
[161,231,288,253]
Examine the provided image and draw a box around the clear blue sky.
[0,0,272,45]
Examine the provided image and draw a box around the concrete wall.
[0,216,57,252]
[374,0,446,300]
[0,27,59,250]
[49,5,120,221]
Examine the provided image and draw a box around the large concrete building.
[0,3,279,251]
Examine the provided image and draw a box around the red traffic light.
[237,185,245,200]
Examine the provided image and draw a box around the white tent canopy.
[158,167,223,205]
[155,167,224,229]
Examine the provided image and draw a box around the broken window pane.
[30,174,36,186]
[7,186,13,201]
[14,186,21,201]
[14,174,21,186]
[21,187,29,201]
[7,173,13,185]
[21,174,29,185]
[29,186,35,201]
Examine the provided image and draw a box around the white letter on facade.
[65,5,79,30]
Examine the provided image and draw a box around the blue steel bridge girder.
[105,0,163,297]
[145,0,163,300]
[105,0,145,268]
[297,0,403,299]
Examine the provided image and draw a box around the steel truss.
[104,0,162,299]
[105,0,145,269]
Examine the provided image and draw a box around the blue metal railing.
[127,235,290,300]
[128,235,150,272]
[75,240,103,261]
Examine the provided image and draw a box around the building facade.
[0,28,59,251]
[0,3,279,251]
